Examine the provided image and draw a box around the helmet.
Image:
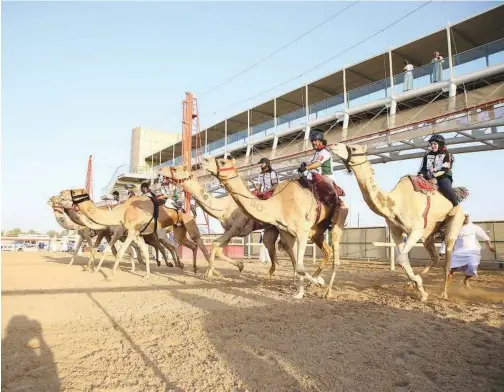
[310,131,324,142]
[258,157,270,165]
[428,134,445,144]
[112,191,119,197]
[124,184,134,189]
[140,182,150,189]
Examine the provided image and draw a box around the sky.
[2,1,504,233]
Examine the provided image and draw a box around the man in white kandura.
[439,212,495,288]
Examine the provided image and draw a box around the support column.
[342,69,349,141]
[388,47,397,129]
[303,85,311,149]
[446,24,457,97]
[205,128,208,155]
[271,135,279,159]
[274,98,277,134]
[224,119,228,158]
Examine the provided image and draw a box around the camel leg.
[174,226,200,274]
[278,231,298,283]
[309,227,333,279]
[144,234,170,268]
[293,230,319,299]
[136,235,151,278]
[111,232,136,275]
[157,235,178,268]
[130,242,144,265]
[323,207,348,299]
[67,234,84,267]
[259,227,280,285]
[207,226,244,277]
[82,230,97,270]
[421,234,440,275]
[391,227,428,302]
[440,209,465,300]
[95,231,123,273]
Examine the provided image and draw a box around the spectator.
[403,60,414,91]
[439,212,495,288]
[258,231,271,264]
[430,51,444,83]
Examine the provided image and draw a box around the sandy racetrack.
[2,251,504,392]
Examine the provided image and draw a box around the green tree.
[60,229,69,237]
[27,229,40,235]
[6,228,22,237]
[47,230,58,238]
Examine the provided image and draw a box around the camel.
[328,143,467,301]
[58,189,211,278]
[201,157,348,299]
[160,165,335,282]
[50,196,181,272]
[47,199,98,268]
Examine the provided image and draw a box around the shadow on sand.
[2,315,61,392]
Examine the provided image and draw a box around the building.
[101,127,180,201]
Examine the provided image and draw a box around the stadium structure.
[101,5,504,233]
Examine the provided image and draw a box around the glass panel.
[308,93,344,121]
[249,119,275,142]
[347,77,391,108]
[276,107,306,132]
[453,37,504,77]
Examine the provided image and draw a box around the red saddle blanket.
[407,175,470,203]
[408,175,437,193]
[310,173,345,205]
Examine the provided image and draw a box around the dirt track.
[2,251,504,392]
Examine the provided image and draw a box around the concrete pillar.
[274,98,277,134]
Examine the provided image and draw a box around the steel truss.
[202,101,504,197]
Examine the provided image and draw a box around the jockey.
[158,178,184,211]
[140,182,156,199]
[125,184,136,199]
[298,131,342,227]
[439,212,495,288]
[298,130,335,188]
[256,157,278,199]
[111,191,120,205]
[418,134,459,207]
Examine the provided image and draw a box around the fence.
[241,221,504,265]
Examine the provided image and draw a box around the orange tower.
[181,92,210,233]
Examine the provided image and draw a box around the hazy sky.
[2,1,503,233]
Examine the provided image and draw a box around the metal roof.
[146,4,504,164]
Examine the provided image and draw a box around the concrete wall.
[130,127,180,169]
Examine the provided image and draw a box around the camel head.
[158,165,192,184]
[328,143,368,172]
[48,196,65,213]
[59,188,89,209]
[202,157,237,181]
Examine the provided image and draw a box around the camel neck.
[53,210,81,231]
[76,199,124,226]
[221,174,277,226]
[352,161,391,217]
[183,178,233,222]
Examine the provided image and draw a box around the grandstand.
[104,4,504,203]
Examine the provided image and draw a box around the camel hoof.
[193,268,199,274]
[323,289,333,300]
[440,290,448,300]
[178,262,185,270]
[420,292,429,302]
[237,261,244,273]
[143,273,151,279]
[315,276,325,286]
[292,291,304,300]
[167,262,174,268]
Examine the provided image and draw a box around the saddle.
[407,175,469,204]
[298,173,345,225]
